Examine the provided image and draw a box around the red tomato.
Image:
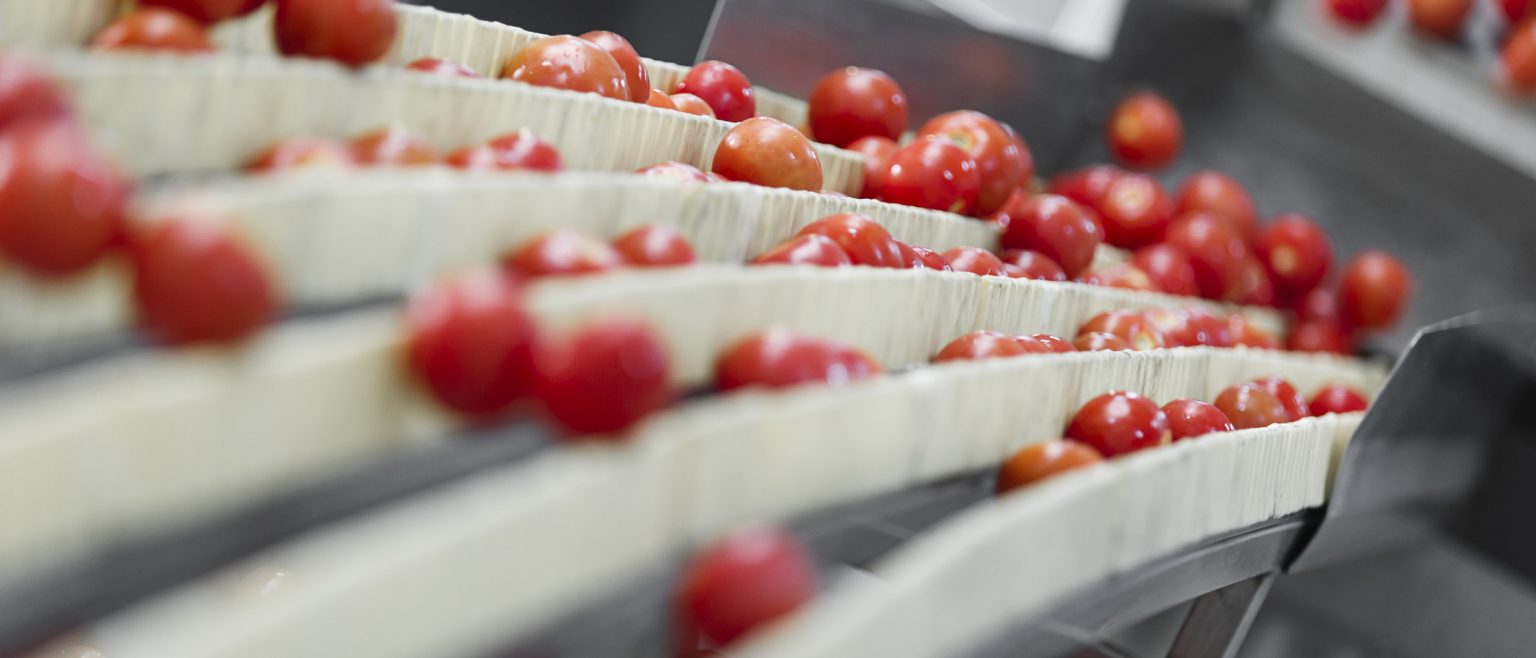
[349,125,437,166]
[1214,383,1289,429]
[132,218,274,345]
[612,224,696,267]
[1097,173,1173,248]
[711,117,823,191]
[1077,263,1158,293]
[910,245,952,270]
[1162,398,1235,441]
[1326,0,1389,26]
[274,0,396,68]
[0,56,72,132]
[1074,331,1132,352]
[996,440,1103,494]
[90,8,214,53]
[877,136,980,214]
[246,137,357,172]
[1107,92,1182,170]
[1250,375,1309,421]
[1065,391,1171,457]
[503,230,622,278]
[1287,319,1354,355]
[1408,0,1471,39]
[1338,250,1412,330]
[500,35,628,100]
[404,270,539,417]
[675,60,755,122]
[807,67,908,147]
[140,0,266,24]
[795,213,902,268]
[1012,335,1053,353]
[670,93,716,118]
[1503,17,1536,95]
[535,317,671,436]
[643,88,678,110]
[1133,243,1199,297]
[1000,122,1036,190]
[715,329,882,390]
[1047,165,1121,216]
[1078,310,1165,351]
[1169,308,1235,347]
[1501,0,1534,22]
[933,330,1027,362]
[1030,334,1078,353]
[1259,213,1332,296]
[1228,313,1281,349]
[674,526,816,652]
[0,122,126,276]
[941,246,1006,276]
[846,135,898,199]
[1174,170,1258,245]
[445,129,563,172]
[405,57,480,78]
[751,234,852,267]
[1001,249,1067,282]
[1309,384,1369,416]
[578,31,650,102]
[997,194,1101,279]
[1236,256,1276,307]
[1164,211,1251,301]
[636,161,712,183]
[918,110,1024,215]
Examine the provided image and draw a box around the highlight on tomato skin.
[1174,170,1259,245]
[1259,213,1333,297]
[1074,331,1132,352]
[932,330,1027,363]
[1001,249,1067,282]
[1077,263,1158,293]
[1228,313,1281,349]
[714,329,883,391]
[1214,382,1290,429]
[876,136,981,214]
[794,213,904,268]
[273,0,398,68]
[750,234,852,268]
[131,217,276,346]
[1029,334,1078,353]
[1133,243,1199,297]
[246,137,358,173]
[0,120,129,277]
[611,224,696,268]
[349,125,438,166]
[1250,375,1310,421]
[1096,172,1174,249]
[636,161,712,183]
[1077,310,1165,351]
[534,317,673,437]
[941,246,1007,276]
[1065,391,1172,457]
[90,8,215,53]
[578,30,652,103]
[670,93,716,118]
[995,440,1104,494]
[403,269,540,417]
[917,110,1025,216]
[1161,398,1235,441]
[996,194,1102,280]
[910,245,952,271]
[1308,383,1370,416]
[675,60,756,122]
[673,525,817,654]
[503,230,622,279]
[405,57,481,79]
[501,34,629,100]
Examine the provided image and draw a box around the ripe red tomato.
[670,93,716,118]
[933,330,1027,362]
[90,8,214,53]
[674,526,816,651]
[889,240,922,268]
[995,440,1103,494]
[807,67,908,147]
[1290,287,1340,323]
[1012,335,1053,353]
[535,317,671,436]
[796,213,902,268]
[1107,92,1182,170]
[910,245,951,270]
[612,224,696,267]
[132,218,274,345]
[445,129,563,172]
[1180,308,1236,347]
[1001,122,1036,190]
[1501,0,1534,23]
[578,31,650,103]
[846,135,898,199]
[1325,0,1389,27]
[0,122,126,276]
[1078,310,1166,351]
[1236,257,1276,307]
[1408,0,1471,39]
[715,329,882,390]
[1144,308,1234,347]
[1259,213,1332,296]
[1096,173,1173,248]
[1066,391,1171,457]
[274,0,396,68]
[501,35,628,100]
[1164,211,1251,301]
[941,246,1006,276]
[1001,249,1067,282]
[1074,331,1131,352]
[246,137,357,172]
[918,111,1024,215]
[405,57,480,78]
[1503,17,1536,95]
[643,88,678,110]
[1250,375,1309,421]
[404,270,539,417]
[711,117,823,191]
[140,0,266,24]
[503,230,622,278]
[1287,319,1354,355]
[997,194,1101,279]
[1309,383,1369,416]
[675,60,755,122]
[751,234,852,267]
[1175,170,1258,245]
[1133,243,1199,297]
[1214,383,1289,429]
[350,125,437,166]
[0,57,72,132]
[1047,165,1121,216]
[636,161,712,183]
[1162,398,1235,441]
[1030,334,1078,353]
[1228,313,1281,349]
[1338,250,1412,330]
[877,136,980,214]
[1077,263,1158,293]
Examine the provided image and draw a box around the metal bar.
[1167,574,1275,658]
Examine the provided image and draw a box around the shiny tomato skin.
[612,224,696,267]
[1228,313,1281,349]
[877,136,981,214]
[535,317,671,436]
[405,57,480,78]
[751,234,852,267]
[578,31,651,102]
[1503,17,1536,95]
[1074,331,1132,352]
[246,137,357,172]
[1326,0,1389,26]
[795,213,902,268]
[1066,391,1171,457]
[644,88,678,110]
[1047,165,1121,215]
[1408,0,1472,39]
[1259,213,1332,296]
[140,0,266,24]
[1077,263,1158,293]
[675,60,755,122]
[446,129,563,172]
[997,194,1101,279]
[670,93,716,118]
[1107,92,1182,170]
[503,230,622,278]
[846,135,898,199]
[0,122,127,276]
[995,440,1103,494]
[911,245,952,271]
[933,330,1027,362]
[941,246,1006,276]
[808,67,908,147]
[1215,383,1290,429]
[0,57,72,131]
[1251,375,1310,421]
[1164,211,1251,301]
[350,125,437,166]
[712,117,823,191]
[918,111,1025,215]
[1078,309,1165,351]
[90,8,214,53]
[1309,384,1369,416]
[1287,319,1354,355]
[501,35,629,100]
[636,161,711,183]
[1133,243,1199,297]
[404,270,538,417]
[1162,398,1235,441]
[274,0,397,68]
[1175,170,1259,245]
[715,329,882,391]
[132,218,274,345]
[1012,335,1053,353]
[1183,308,1236,347]
[1338,250,1412,330]
[1097,173,1173,248]
[1000,121,1036,189]
[674,526,816,651]
[1001,249,1067,282]
[1031,334,1078,353]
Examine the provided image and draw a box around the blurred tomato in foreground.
[674,526,816,653]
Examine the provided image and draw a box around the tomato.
[1164,211,1250,301]
[90,8,214,53]
[932,330,1027,362]
[1012,335,1053,353]
[997,194,1101,279]
[1408,0,1471,39]
[612,224,696,267]
[579,31,650,102]
[1503,17,1536,95]
[670,93,716,118]
[1162,398,1235,441]
[273,0,396,68]
[910,245,951,270]
[1259,213,1332,296]
[877,136,980,214]
[1250,375,1309,421]
[1096,173,1173,248]
[1326,0,1389,26]
[807,67,908,147]
[1074,331,1131,352]
[1133,243,1199,297]
[1501,0,1534,23]
[1047,165,1121,216]
[445,129,563,172]
[246,137,356,172]
[535,317,671,436]
[1308,384,1369,416]
[1107,92,1182,170]
[0,56,72,132]
[640,88,677,111]
[1236,256,1276,307]
[918,111,1024,215]
[941,246,1006,276]
[636,161,711,183]
[846,135,898,199]
[503,230,621,278]
[349,125,437,166]
[1065,391,1171,457]
[1227,314,1280,349]
[1175,308,1235,347]
[1078,310,1165,351]
[675,60,755,122]
[132,218,274,345]
[140,0,266,24]
[715,329,882,390]
[405,57,480,78]
[1287,319,1354,355]
[1000,122,1036,190]
[1001,249,1066,282]
[1077,263,1158,292]
[1174,170,1258,245]
[796,213,902,268]
[500,35,628,100]
[1338,250,1412,330]
[0,122,126,276]
[674,526,815,652]
[404,270,538,417]
[711,117,822,191]
[1030,334,1078,353]
[995,440,1103,494]
[1214,383,1289,430]
[751,234,851,267]
[1290,287,1339,323]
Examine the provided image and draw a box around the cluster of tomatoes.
[932,306,1281,360]
[1326,0,1536,94]
[89,0,399,68]
[248,126,564,172]
[505,225,697,276]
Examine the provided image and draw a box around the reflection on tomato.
[918,110,1025,215]
[501,35,629,100]
[404,270,538,417]
[132,218,274,345]
[751,234,852,268]
[715,329,882,390]
[535,317,672,436]
[445,129,563,172]
[1250,375,1310,421]
[941,246,1006,276]
[711,117,822,191]
[636,161,712,183]
[503,230,621,278]
[796,213,902,268]
[1215,382,1290,429]
[612,224,696,267]
[933,330,1027,362]
[671,93,716,118]
[1074,331,1131,352]
[247,137,357,172]
[1030,334,1078,353]
[1133,243,1199,297]
[911,245,952,270]
[1066,391,1171,457]
[1078,310,1165,351]
[1078,263,1158,292]
[995,440,1103,494]
[350,125,438,166]
[1259,213,1332,296]
[1001,249,1067,282]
